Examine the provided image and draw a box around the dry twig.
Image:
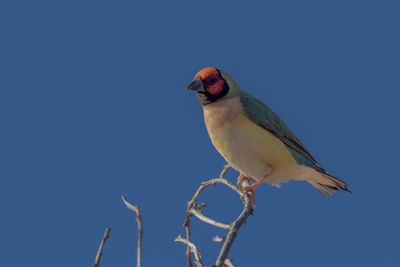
[214,176,252,267]
[175,234,204,267]
[122,196,143,267]
[223,258,235,267]
[93,228,111,267]
[190,204,231,229]
[181,165,235,266]
[212,235,225,243]
[219,164,231,179]
[177,165,254,267]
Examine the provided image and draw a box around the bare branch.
[223,258,235,267]
[190,205,231,229]
[185,224,193,267]
[182,166,236,267]
[93,228,111,267]
[219,164,231,178]
[185,178,243,230]
[214,178,253,267]
[212,235,225,243]
[175,234,204,267]
[184,178,243,229]
[180,176,244,266]
[179,165,254,267]
[122,196,143,267]
[202,178,244,196]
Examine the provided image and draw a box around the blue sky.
[1,0,399,266]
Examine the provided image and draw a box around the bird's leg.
[237,173,256,190]
[243,175,268,205]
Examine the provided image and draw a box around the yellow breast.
[204,98,296,181]
[211,114,294,166]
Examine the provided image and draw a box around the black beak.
[187,76,204,92]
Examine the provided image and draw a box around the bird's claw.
[243,185,257,207]
[238,174,256,190]
[238,174,268,208]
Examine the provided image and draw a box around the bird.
[187,67,349,203]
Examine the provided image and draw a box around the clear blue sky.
[1,0,399,266]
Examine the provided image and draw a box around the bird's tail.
[298,166,350,196]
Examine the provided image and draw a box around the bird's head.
[187,67,241,105]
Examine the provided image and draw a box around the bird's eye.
[208,77,217,85]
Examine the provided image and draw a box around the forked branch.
[175,234,204,267]
[176,165,254,267]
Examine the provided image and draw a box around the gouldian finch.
[187,67,349,201]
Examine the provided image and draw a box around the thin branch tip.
[122,196,143,267]
[219,165,231,178]
[212,235,226,243]
[93,228,111,267]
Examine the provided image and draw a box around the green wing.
[240,93,325,172]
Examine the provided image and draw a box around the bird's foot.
[237,174,256,190]
[242,175,268,206]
